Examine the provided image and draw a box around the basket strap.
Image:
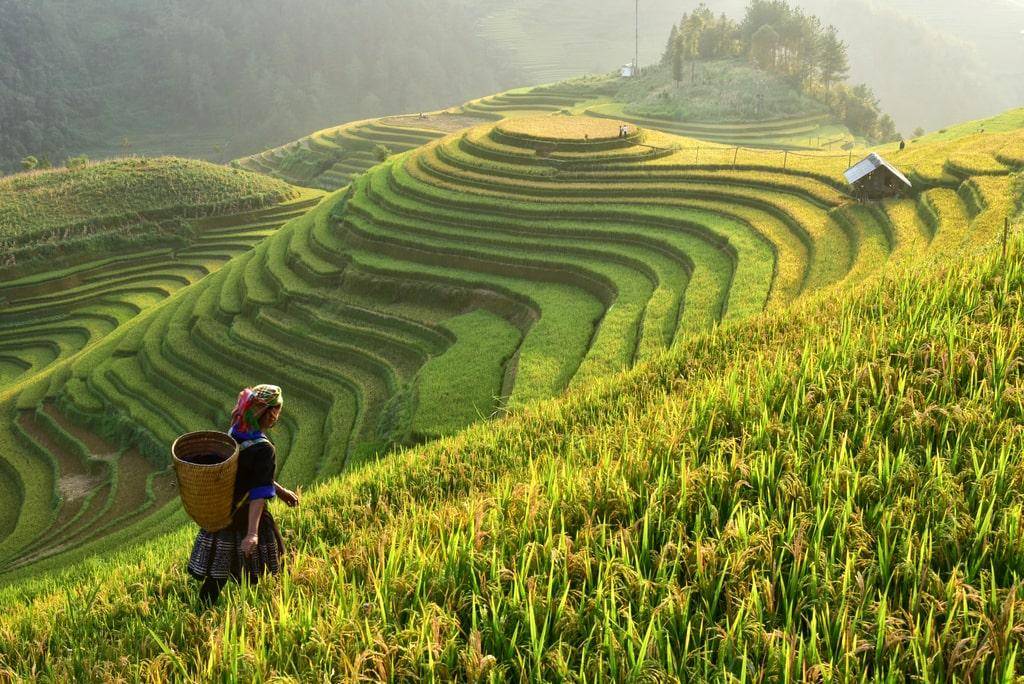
[232,492,250,516]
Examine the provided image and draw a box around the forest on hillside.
[0,0,518,172]
[796,0,1019,132]
[660,2,897,142]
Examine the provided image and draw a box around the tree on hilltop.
[658,0,898,143]
[661,24,679,65]
[740,0,790,46]
[700,13,741,59]
[676,12,699,62]
[818,25,850,91]
[750,24,780,70]
[677,5,738,61]
[837,83,885,138]
[21,156,38,171]
[775,9,821,88]
[671,45,685,86]
[877,114,898,142]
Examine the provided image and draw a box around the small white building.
[620,63,636,78]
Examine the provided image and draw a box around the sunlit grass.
[0,157,293,268]
[2,219,1022,679]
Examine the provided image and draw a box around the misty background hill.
[0,0,520,171]
[1,0,1021,171]
[481,0,1024,134]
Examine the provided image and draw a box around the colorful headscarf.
[230,384,283,434]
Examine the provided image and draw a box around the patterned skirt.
[187,509,284,581]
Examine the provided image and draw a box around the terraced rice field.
[586,102,851,150]
[0,192,321,571]
[3,112,1021,577]
[0,157,296,277]
[231,79,618,194]
[0,192,321,390]
[234,116,473,192]
[460,80,616,119]
[236,79,856,197]
[232,80,621,192]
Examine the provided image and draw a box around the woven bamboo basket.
[172,431,239,532]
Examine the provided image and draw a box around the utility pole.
[635,0,639,75]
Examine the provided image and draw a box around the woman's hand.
[240,532,259,557]
[279,487,300,508]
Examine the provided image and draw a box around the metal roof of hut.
[843,152,912,188]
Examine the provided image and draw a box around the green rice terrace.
[235,75,853,192]
[0,97,1022,677]
[0,157,299,274]
[0,159,322,572]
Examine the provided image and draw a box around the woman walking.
[187,384,299,605]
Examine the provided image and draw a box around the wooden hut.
[843,152,912,199]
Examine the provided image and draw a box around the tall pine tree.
[749,24,780,71]
[818,25,850,91]
[662,24,679,65]
[672,44,685,86]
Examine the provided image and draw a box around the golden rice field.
[0,88,1021,678]
[497,116,629,141]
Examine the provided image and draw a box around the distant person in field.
[187,384,300,605]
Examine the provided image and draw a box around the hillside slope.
[0,0,517,171]
[2,110,1020,577]
[0,157,295,274]
[0,162,323,571]
[0,200,1021,679]
[475,0,684,82]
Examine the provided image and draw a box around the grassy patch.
[412,310,521,438]
[0,157,293,274]
[616,60,827,123]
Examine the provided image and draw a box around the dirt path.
[383,114,492,133]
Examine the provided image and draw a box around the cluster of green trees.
[0,0,517,172]
[661,1,897,142]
